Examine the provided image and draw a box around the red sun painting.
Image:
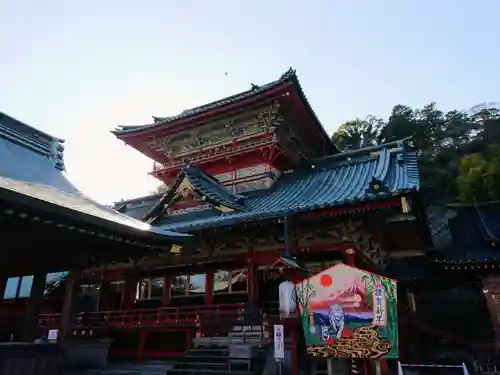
[320,274,332,287]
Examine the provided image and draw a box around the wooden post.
[0,276,6,301]
[205,270,213,305]
[58,270,81,347]
[291,323,300,375]
[162,275,170,306]
[14,276,22,299]
[22,272,46,341]
[138,330,147,362]
[482,277,500,346]
[121,276,137,310]
[380,359,388,375]
[248,264,256,307]
[97,278,110,311]
[346,249,356,267]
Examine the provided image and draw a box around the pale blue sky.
[0,1,498,204]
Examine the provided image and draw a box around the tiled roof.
[426,206,453,249]
[433,203,500,263]
[435,246,500,263]
[0,121,188,241]
[143,139,420,232]
[111,68,339,154]
[183,165,245,210]
[112,68,296,135]
[384,257,427,281]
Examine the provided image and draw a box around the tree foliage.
[155,184,169,194]
[457,144,500,202]
[331,103,500,203]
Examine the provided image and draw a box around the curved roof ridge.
[0,111,64,143]
[0,119,187,239]
[312,136,414,164]
[156,143,420,232]
[153,69,295,124]
[183,165,245,210]
[112,68,297,134]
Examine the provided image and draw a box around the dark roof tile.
[152,140,419,232]
[183,165,245,210]
[113,68,296,134]
[0,125,188,240]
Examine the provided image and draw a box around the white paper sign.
[274,324,285,360]
[372,284,387,326]
[47,329,59,341]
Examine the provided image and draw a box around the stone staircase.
[168,345,267,375]
[169,310,267,375]
[63,360,175,375]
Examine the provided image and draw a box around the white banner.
[274,324,285,360]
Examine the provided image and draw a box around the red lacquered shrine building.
[103,69,425,362]
[16,69,427,372]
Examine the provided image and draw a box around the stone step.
[64,360,175,375]
[181,355,228,362]
[176,362,229,371]
[176,361,253,373]
[187,348,228,356]
[228,331,262,338]
[168,369,252,375]
[177,361,228,368]
[231,325,262,332]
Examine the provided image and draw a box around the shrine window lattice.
[2,272,66,300]
[170,274,206,297]
[136,278,164,300]
[213,269,247,294]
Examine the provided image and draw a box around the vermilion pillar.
[121,276,137,310]
[345,250,356,267]
[97,279,110,311]
[248,264,256,307]
[205,271,213,305]
[163,275,170,306]
[0,277,6,301]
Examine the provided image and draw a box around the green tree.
[331,102,500,203]
[456,144,500,202]
[156,184,169,194]
[331,116,384,150]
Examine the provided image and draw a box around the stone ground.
[64,360,175,375]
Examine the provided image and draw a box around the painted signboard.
[295,263,398,359]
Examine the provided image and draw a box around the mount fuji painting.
[295,263,398,359]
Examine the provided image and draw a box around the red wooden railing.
[38,303,245,329]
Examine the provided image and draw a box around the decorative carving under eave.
[158,102,284,158]
[307,219,388,268]
[367,177,390,195]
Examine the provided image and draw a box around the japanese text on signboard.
[372,284,387,326]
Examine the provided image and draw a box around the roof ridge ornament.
[366,176,390,195]
[50,139,66,171]
[280,67,296,81]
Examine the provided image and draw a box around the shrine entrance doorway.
[256,268,282,314]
